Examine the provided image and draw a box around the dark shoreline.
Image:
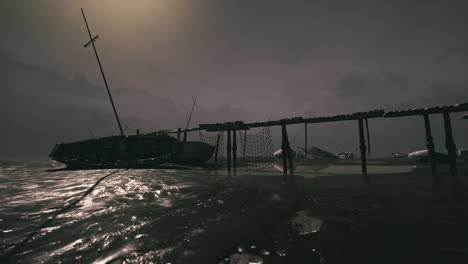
[174,164,468,263]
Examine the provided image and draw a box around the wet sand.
[176,162,468,263]
[286,165,468,264]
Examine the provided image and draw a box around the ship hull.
[173,141,215,165]
[49,134,214,169]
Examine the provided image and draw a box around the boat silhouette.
[49,9,214,169]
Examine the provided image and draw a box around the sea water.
[0,160,418,263]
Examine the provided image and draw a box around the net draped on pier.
[238,126,275,170]
[199,131,224,164]
[199,127,274,170]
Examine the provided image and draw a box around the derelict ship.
[49,134,215,169]
[49,9,214,169]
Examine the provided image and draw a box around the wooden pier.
[385,103,468,193]
[157,102,467,188]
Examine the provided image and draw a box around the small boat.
[407,149,449,163]
[273,148,297,159]
[337,152,354,159]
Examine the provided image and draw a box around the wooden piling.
[227,129,232,172]
[281,124,294,173]
[214,134,220,168]
[281,126,288,174]
[423,114,439,191]
[304,123,308,156]
[442,112,461,192]
[365,118,371,155]
[287,149,294,173]
[176,128,181,141]
[243,130,247,157]
[358,118,369,183]
[233,129,237,170]
[183,130,188,142]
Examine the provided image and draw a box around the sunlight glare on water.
[0,161,217,263]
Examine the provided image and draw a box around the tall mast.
[185,97,198,130]
[183,97,198,141]
[81,8,125,137]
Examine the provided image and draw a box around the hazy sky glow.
[1,0,467,158]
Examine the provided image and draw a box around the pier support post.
[358,118,370,183]
[183,129,188,142]
[442,112,462,193]
[281,124,294,173]
[214,134,220,168]
[281,126,288,174]
[233,128,237,171]
[243,130,247,157]
[365,118,371,155]
[227,129,232,172]
[176,128,181,141]
[304,123,308,156]
[423,114,439,191]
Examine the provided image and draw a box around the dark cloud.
[0,49,254,157]
[336,72,409,100]
[332,71,467,112]
[421,82,468,106]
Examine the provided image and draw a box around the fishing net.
[237,126,275,170]
[199,127,274,170]
[199,131,224,164]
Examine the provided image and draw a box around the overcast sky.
[1,0,467,159]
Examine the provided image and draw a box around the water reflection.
[0,163,211,262]
[0,160,432,263]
